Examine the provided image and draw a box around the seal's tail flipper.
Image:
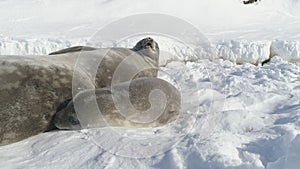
[49,46,97,55]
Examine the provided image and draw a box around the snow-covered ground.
[0,0,300,168]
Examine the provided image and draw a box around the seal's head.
[54,101,81,130]
[133,37,159,62]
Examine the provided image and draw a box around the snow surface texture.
[0,59,299,169]
[0,0,300,168]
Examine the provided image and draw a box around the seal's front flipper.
[49,46,97,55]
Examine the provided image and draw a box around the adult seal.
[54,77,181,130]
[0,37,159,146]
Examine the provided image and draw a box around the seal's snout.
[145,38,158,53]
[53,110,64,129]
[146,42,155,51]
[54,102,82,130]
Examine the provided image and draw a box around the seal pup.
[54,77,181,130]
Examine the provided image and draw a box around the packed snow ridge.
[0,37,299,65]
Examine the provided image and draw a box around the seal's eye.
[146,42,152,46]
[69,116,79,125]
